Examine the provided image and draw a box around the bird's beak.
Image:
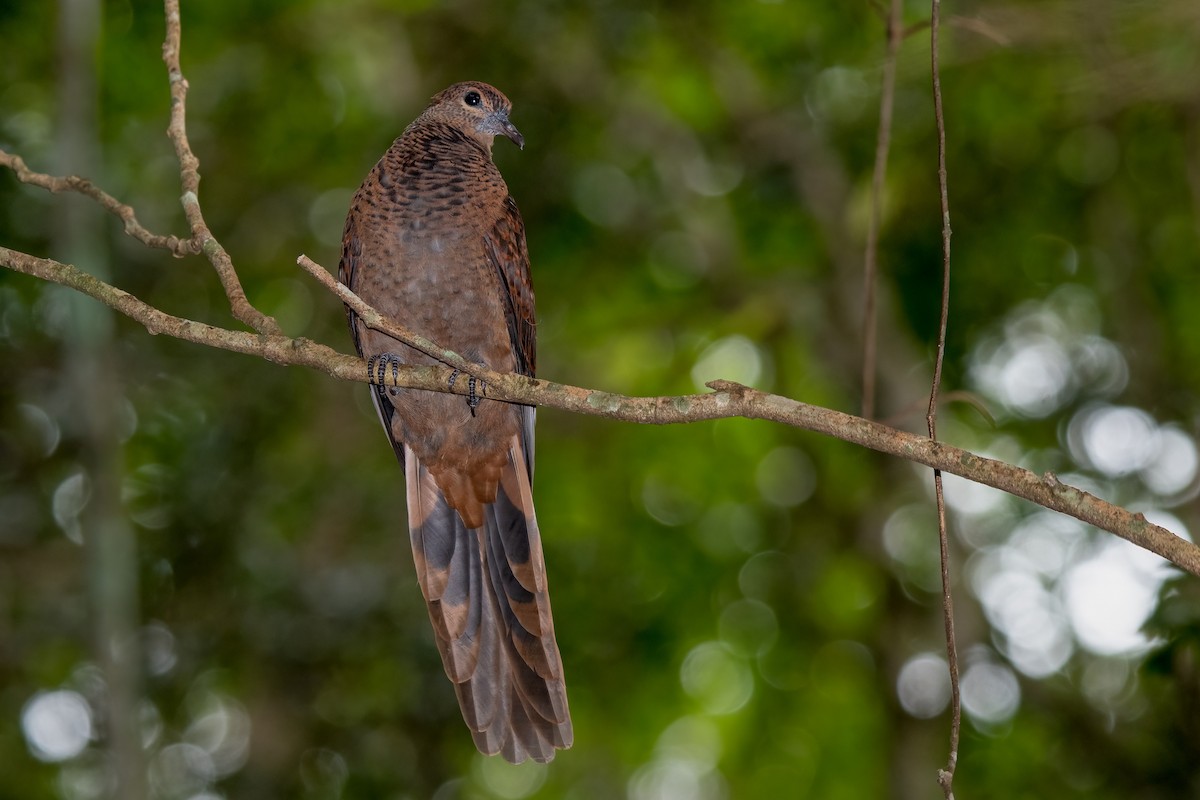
[484,111,525,150]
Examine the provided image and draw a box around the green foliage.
[3,1,1200,798]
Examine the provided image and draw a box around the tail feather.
[403,441,572,764]
[405,448,482,681]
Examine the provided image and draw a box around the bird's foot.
[367,353,404,387]
[448,369,486,416]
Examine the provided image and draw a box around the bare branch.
[161,0,281,336]
[0,149,197,256]
[3,246,1198,583]
[928,1,961,795]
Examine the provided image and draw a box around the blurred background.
[3,0,1200,797]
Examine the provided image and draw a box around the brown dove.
[338,82,571,763]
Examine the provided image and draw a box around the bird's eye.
[464,91,482,107]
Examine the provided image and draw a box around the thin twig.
[861,0,903,420]
[927,1,960,797]
[0,149,197,256]
[926,19,953,427]
[933,468,959,799]
[7,245,1200,584]
[160,0,281,335]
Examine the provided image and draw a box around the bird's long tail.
[404,440,572,763]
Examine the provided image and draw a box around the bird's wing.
[485,194,536,379]
[338,216,365,356]
[484,194,538,480]
[340,217,406,465]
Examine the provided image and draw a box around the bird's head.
[423,81,525,153]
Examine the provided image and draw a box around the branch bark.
[161,0,281,336]
[0,150,195,256]
[2,244,1197,579]
[928,0,961,794]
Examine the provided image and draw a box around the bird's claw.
[367,353,404,387]
[448,369,486,416]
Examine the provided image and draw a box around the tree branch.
[0,149,196,256]
[161,0,281,336]
[2,245,1197,580]
[928,0,961,794]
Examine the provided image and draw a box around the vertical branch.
[932,471,959,798]
[927,12,953,410]
[861,0,903,420]
[927,1,960,797]
[56,0,148,797]
[161,0,281,335]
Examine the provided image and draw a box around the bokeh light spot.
[649,231,709,290]
[718,598,779,658]
[1074,405,1158,477]
[299,748,348,796]
[150,743,216,798]
[807,66,869,124]
[961,660,1020,727]
[656,715,723,771]
[22,690,93,762]
[142,621,178,677]
[184,693,251,778]
[642,474,697,527]
[882,504,942,592]
[52,470,90,545]
[896,653,951,719]
[969,287,1129,419]
[573,163,638,228]
[997,337,1072,417]
[695,502,762,559]
[938,470,1008,517]
[18,402,60,457]
[737,550,791,601]
[680,642,754,715]
[691,335,764,391]
[754,446,815,508]
[1057,125,1120,186]
[628,757,727,800]
[1062,541,1164,656]
[476,756,547,799]
[970,553,1072,678]
[1140,426,1198,496]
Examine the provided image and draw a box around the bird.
[338,82,572,764]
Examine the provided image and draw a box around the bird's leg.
[448,369,486,416]
[367,353,406,387]
[467,375,485,415]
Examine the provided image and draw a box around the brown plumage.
[338,82,571,763]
